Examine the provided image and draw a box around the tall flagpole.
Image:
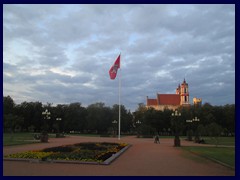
[118,55,121,140]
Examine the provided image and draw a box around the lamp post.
[136,120,141,126]
[186,119,193,141]
[41,109,51,142]
[192,116,200,143]
[56,117,62,138]
[171,110,181,147]
[112,120,117,137]
[136,120,142,138]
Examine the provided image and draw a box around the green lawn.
[3,132,120,146]
[182,136,235,146]
[67,133,127,138]
[182,146,235,168]
[66,133,100,137]
[203,136,235,146]
[3,132,55,146]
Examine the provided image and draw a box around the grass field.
[3,132,121,146]
[181,136,235,168]
[182,146,235,168]
[180,136,235,146]
[3,133,56,146]
[66,133,100,137]
[203,136,235,146]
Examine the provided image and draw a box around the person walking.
[154,135,160,144]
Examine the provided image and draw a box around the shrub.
[96,151,114,161]
[42,146,75,152]
[74,142,107,151]
[5,142,128,163]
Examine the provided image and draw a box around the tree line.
[133,103,235,138]
[3,96,235,137]
[3,96,133,134]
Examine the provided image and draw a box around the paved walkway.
[3,136,235,176]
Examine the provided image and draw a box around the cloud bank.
[3,4,235,111]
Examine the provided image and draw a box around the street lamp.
[171,110,181,147]
[41,109,51,142]
[42,109,51,120]
[136,120,141,126]
[56,118,62,121]
[186,119,193,141]
[56,117,62,138]
[192,117,200,142]
[192,117,200,122]
[136,120,142,137]
[112,120,117,137]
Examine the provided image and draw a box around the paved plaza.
[3,135,235,176]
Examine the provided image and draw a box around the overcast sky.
[3,4,235,111]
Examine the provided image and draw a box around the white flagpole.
[118,55,121,140]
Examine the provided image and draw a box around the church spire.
[180,78,189,105]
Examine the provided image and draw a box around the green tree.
[52,104,68,133]
[4,114,24,133]
[16,101,43,132]
[112,104,133,133]
[3,96,24,134]
[86,102,112,134]
[223,104,235,136]
[3,96,15,114]
[64,103,87,133]
[138,124,155,137]
[207,122,223,146]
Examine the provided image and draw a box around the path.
[3,136,235,176]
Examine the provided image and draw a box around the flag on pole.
[109,54,120,80]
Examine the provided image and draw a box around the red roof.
[157,94,180,105]
[147,98,158,106]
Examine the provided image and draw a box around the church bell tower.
[180,79,190,106]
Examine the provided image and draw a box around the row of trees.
[3,96,133,134]
[3,96,235,137]
[133,103,235,137]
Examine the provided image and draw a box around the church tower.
[176,84,180,94]
[180,79,190,105]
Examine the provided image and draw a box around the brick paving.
[3,135,235,176]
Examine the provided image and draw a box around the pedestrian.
[154,135,160,144]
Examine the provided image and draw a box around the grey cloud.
[3,4,235,111]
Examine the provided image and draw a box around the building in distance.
[193,97,202,107]
[146,79,201,111]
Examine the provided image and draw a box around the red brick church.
[146,79,190,111]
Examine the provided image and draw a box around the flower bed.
[4,142,130,165]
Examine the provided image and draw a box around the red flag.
[109,54,120,80]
